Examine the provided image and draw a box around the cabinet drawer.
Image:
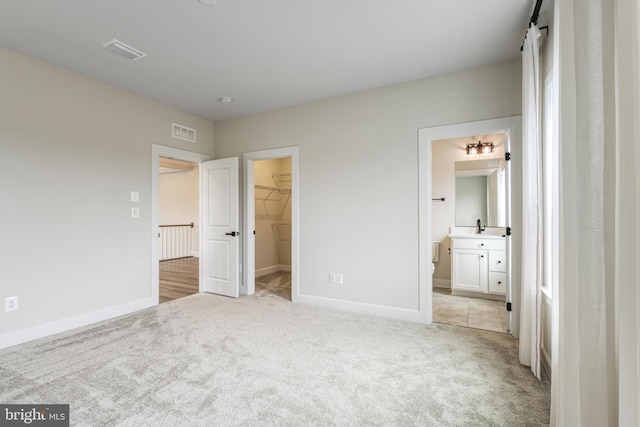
[451,238,505,251]
[489,250,506,272]
[489,272,507,294]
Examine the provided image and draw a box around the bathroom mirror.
[455,159,505,227]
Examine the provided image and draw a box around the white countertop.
[448,226,507,239]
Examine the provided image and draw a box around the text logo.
[1,405,69,426]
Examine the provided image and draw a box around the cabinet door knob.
[497,260,502,264]
[480,255,484,258]
[498,281,502,284]
[480,243,485,246]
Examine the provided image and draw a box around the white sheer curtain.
[553,0,640,425]
[520,24,542,380]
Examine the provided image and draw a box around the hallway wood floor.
[159,257,199,303]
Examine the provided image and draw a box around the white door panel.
[202,157,239,297]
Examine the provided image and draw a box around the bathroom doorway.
[430,133,509,333]
[418,116,521,337]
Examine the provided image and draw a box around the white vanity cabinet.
[450,235,506,296]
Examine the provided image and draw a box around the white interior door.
[504,132,513,332]
[201,157,239,297]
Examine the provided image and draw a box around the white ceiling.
[0,0,533,122]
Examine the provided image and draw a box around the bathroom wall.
[431,134,505,287]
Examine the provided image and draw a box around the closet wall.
[254,158,292,275]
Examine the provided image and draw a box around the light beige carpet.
[0,277,550,426]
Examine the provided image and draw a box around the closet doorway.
[253,158,292,300]
[242,147,299,302]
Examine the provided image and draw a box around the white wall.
[0,47,214,345]
[214,59,522,315]
[159,166,200,255]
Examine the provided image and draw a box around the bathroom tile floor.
[433,288,508,333]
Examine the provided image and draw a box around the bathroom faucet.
[476,218,485,234]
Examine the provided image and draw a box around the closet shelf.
[255,184,291,194]
[255,185,291,217]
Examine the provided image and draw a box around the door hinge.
[506,302,512,312]
[505,152,511,161]
[506,227,512,236]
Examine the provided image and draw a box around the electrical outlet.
[5,296,18,312]
[329,273,344,284]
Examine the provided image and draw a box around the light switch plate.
[131,191,139,202]
[131,207,140,218]
[5,296,18,312]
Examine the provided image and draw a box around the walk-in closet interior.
[254,158,292,299]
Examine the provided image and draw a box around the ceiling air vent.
[172,123,197,143]
[102,39,147,60]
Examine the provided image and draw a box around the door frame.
[418,116,521,337]
[151,144,211,304]
[242,147,299,301]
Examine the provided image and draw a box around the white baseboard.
[256,264,291,277]
[294,293,428,324]
[432,278,451,288]
[191,251,199,258]
[0,297,156,350]
[541,346,552,379]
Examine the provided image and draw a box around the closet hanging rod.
[255,184,291,193]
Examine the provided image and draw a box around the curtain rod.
[520,0,547,52]
[529,0,544,26]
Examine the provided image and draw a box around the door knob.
[225,231,239,236]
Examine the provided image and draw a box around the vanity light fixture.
[466,140,494,155]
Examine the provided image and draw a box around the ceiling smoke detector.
[102,39,147,60]
[218,96,233,104]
